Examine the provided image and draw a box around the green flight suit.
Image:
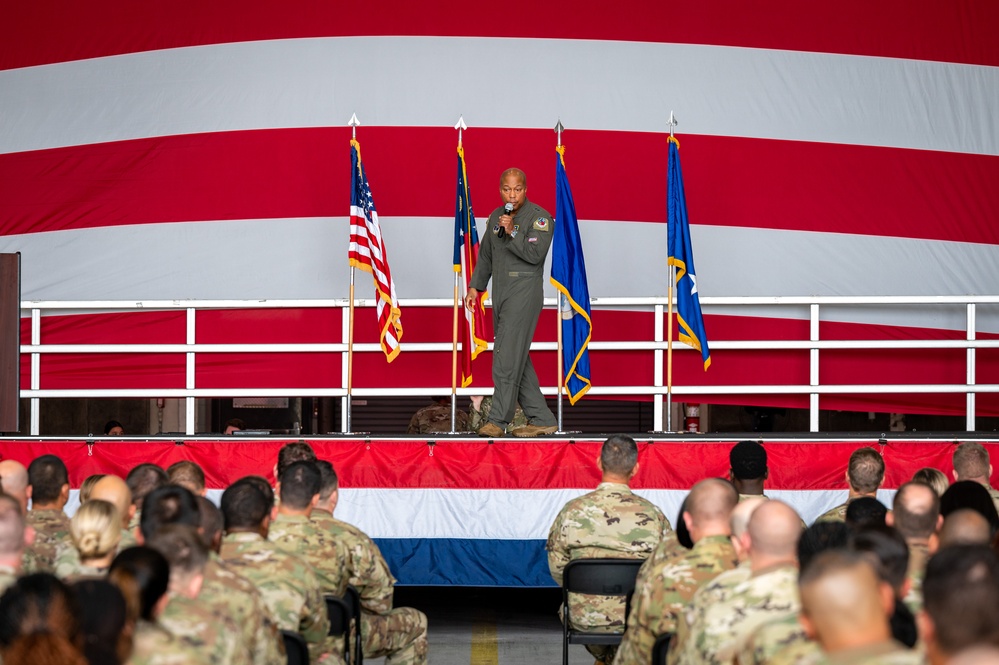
[470,199,557,428]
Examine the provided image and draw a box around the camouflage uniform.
[468,397,528,433]
[201,554,286,665]
[614,534,738,665]
[768,632,823,665]
[406,403,470,434]
[986,485,999,521]
[220,532,331,664]
[0,563,18,595]
[129,618,212,665]
[160,592,251,665]
[25,508,70,571]
[818,640,925,665]
[673,562,799,665]
[739,612,813,665]
[902,540,930,614]
[311,508,428,665]
[547,482,671,663]
[52,542,110,581]
[268,513,350,597]
[669,563,752,665]
[634,530,682,591]
[814,501,849,524]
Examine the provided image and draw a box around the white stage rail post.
[30,308,40,435]
[967,302,976,431]
[810,303,820,432]
[185,307,196,435]
[653,304,664,432]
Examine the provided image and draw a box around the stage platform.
[1,433,995,586]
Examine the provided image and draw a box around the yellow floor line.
[470,615,498,665]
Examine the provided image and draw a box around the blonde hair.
[912,467,950,497]
[71,499,121,561]
[79,474,106,503]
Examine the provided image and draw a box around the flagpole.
[345,114,361,435]
[665,112,678,433]
[554,121,567,433]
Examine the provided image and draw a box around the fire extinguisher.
[685,404,700,433]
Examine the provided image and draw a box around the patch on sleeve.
[533,217,550,231]
[492,224,500,235]
[528,237,538,243]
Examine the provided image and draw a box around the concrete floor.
[383,587,597,665]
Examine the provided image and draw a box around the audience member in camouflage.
[468,395,528,433]
[126,462,169,532]
[406,397,470,434]
[951,441,999,518]
[0,494,28,594]
[615,479,739,665]
[815,447,885,524]
[140,483,285,665]
[220,481,332,664]
[25,455,72,572]
[674,500,802,665]
[548,435,670,664]
[799,550,922,665]
[886,481,941,613]
[0,459,29,512]
[313,460,429,665]
[146,524,253,665]
[740,611,813,665]
[269,462,350,598]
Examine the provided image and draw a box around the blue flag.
[550,145,592,403]
[667,137,711,370]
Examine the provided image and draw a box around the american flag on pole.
[453,145,488,387]
[349,138,402,362]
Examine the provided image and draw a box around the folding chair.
[281,629,310,665]
[325,585,363,665]
[652,632,673,665]
[561,558,644,665]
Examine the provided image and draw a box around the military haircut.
[600,435,638,477]
[238,474,275,507]
[0,494,26,555]
[847,447,885,494]
[685,478,739,523]
[940,509,992,547]
[146,523,208,578]
[845,496,888,530]
[729,440,767,480]
[892,481,941,539]
[953,442,991,480]
[26,454,69,504]
[109,546,170,621]
[196,496,223,550]
[850,524,910,591]
[276,441,317,477]
[166,460,206,494]
[125,463,168,509]
[278,461,321,510]
[797,521,851,573]
[798,548,872,590]
[923,545,999,655]
[221,481,270,530]
[316,460,339,501]
[0,572,80,648]
[139,484,200,541]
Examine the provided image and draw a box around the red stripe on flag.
[2,128,998,245]
[3,1,997,70]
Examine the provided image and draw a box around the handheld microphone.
[498,203,513,238]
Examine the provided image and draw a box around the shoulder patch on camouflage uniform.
[492,224,500,235]
[533,217,550,231]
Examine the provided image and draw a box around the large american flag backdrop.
[2,1,999,415]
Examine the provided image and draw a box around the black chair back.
[281,629,310,665]
[325,586,364,665]
[561,558,644,665]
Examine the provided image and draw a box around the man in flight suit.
[465,168,558,437]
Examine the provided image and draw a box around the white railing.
[21,296,999,435]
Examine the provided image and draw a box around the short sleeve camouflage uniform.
[547,482,671,662]
[613,534,738,665]
[311,508,428,665]
[220,532,332,664]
